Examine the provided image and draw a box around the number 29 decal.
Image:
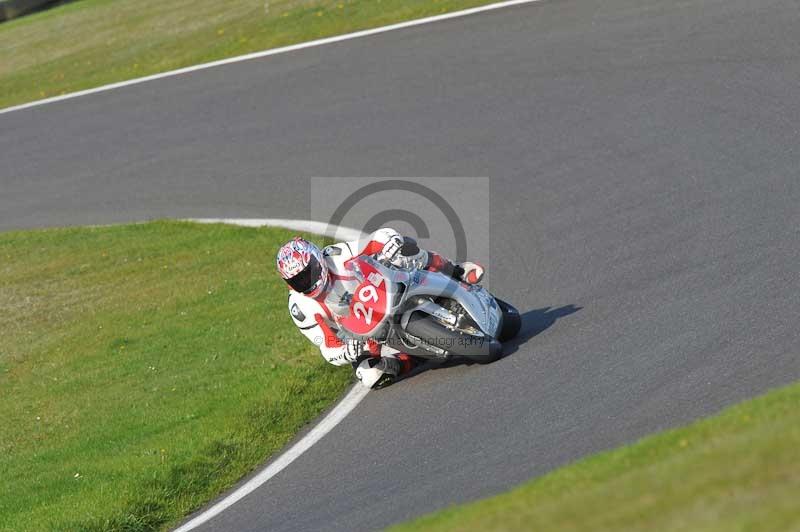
[340,278,388,335]
[353,284,379,325]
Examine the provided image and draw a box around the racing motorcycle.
[337,255,521,364]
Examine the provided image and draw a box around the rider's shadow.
[398,304,582,381]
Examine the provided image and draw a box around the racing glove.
[342,338,364,363]
[380,235,429,269]
[379,234,404,264]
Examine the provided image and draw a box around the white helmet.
[276,237,329,297]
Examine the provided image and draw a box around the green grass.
[390,383,800,532]
[0,221,351,532]
[0,0,499,110]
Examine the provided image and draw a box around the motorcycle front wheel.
[496,298,522,341]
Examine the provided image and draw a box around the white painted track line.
[188,217,365,242]
[171,218,367,532]
[0,0,543,116]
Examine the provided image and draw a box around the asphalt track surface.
[3,0,800,530]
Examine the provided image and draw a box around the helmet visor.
[286,255,323,294]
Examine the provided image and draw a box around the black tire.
[403,311,502,364]
[496,299,522,342]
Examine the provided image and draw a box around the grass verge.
[0,0,502,110]
[390,383,800,531]
[0,220,350,532]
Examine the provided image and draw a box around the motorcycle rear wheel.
[403,311,503,364]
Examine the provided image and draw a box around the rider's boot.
[427,252,484,285]
[354,353,415,389]
[456,262,485,284]
[373,353,415,389]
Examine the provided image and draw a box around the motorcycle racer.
[276,228,485,388]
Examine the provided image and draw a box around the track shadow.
[395,304,582,383]
[501,304,582,357]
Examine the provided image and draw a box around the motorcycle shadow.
[397,304,582,382]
